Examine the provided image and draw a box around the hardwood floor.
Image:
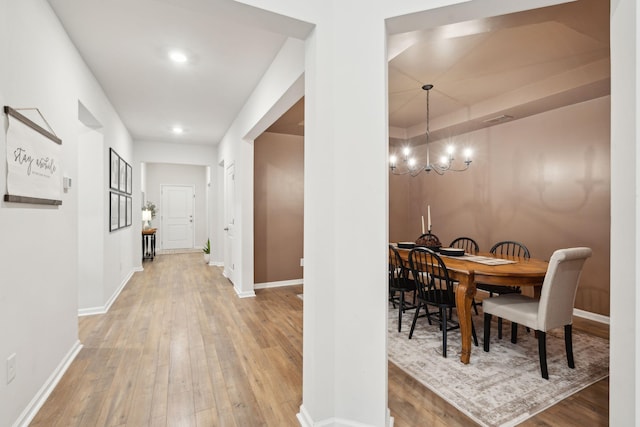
[30,253,608,426]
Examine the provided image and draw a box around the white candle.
[427,205,432,231]
[421,216,425,234]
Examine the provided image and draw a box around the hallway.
[31,254,303,426]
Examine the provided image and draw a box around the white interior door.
[161,185,195,250]
[223,164,235,281]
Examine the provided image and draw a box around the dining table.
[394,245,549,364]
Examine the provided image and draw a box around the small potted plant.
[203,238,211,264]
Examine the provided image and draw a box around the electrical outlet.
[7,353,16,384]
[300,258,304,267]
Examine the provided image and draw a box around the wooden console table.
[142,228,157,261]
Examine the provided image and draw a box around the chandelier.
[389,84,472,176]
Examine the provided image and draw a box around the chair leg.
[441,307,448,358]
[483,313,492,352]
[397,291,404,332]
[565,324,575,369]
[538,330,549,379]
[498,317,503,339]
[511,322,518,344]
[471,320,478,347]
[472,298,479,315]
[408,302,421,339]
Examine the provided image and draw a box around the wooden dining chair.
[408,247,477,357]
[479,240,531,338]
[449,237,480,254]
[389,244,416,332]
[483,247,592,379]
[448,237,481,314]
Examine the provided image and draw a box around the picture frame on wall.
[126,196,132,226]
[110,192,119,231]
[110,148,120,190]
[126,163,132,195]
[118,157,127,193]
[119,194,127,228]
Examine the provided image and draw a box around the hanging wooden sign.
[4,106,62,205]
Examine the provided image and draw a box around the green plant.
[143,201,157,219]
[203,238,211,254]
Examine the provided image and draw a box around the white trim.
[296,405,394,427]
[297,405,313,427]
[78,267,137,316]
[209,260,224,267]
[254,278,303,289]
[573,308,610,325]
[12,340,83,427]
[235,287,256,298]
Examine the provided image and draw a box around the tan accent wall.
[390,96,611,316]
[254,132,304,284]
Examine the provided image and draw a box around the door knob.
[224,227,229,231]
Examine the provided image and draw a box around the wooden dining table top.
[394,246,549,287]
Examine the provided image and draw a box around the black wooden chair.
[389,245,416,332]
[449,236,480,254]
[448,237,481,314]
[408,247,477,357]
[479,240,531,338]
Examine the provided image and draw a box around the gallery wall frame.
[109,148,119,191]
[110,192,119,231]
[109,147,132,231]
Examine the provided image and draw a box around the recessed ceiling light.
[168,50,188,63]
[172,126,184,134]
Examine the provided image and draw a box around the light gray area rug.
[388,305,609,427]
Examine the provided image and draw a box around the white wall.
[217,37,305,296]
[0,1,136,425]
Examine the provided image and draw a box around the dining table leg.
[455,271,476,364]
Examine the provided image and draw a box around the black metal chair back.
[449,237,479,254]
[490,240,530,258]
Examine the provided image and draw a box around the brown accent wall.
[390,96,611,316]
[254,132,304,284]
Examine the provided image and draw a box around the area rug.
[388,305,609,427]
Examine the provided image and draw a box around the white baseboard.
[297,404,393,427]
[573,308,610,325]
[13,340,83,427]
[78,267,136,316]
[254,278,303,289]
[235,287,256,298]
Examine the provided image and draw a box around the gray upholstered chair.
[482,247,592,379]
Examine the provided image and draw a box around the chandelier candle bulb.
[421,216,425,234]
[428,205,432,231]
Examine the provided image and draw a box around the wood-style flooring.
[30,253,608,426]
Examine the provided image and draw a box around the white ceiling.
[47,0,609,145]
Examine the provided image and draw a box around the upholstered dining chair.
[408,247,477,357]
[482,247,592,379]
[478,240,531,338]
[388,244,416,332]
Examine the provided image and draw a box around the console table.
[142,228,157,261]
